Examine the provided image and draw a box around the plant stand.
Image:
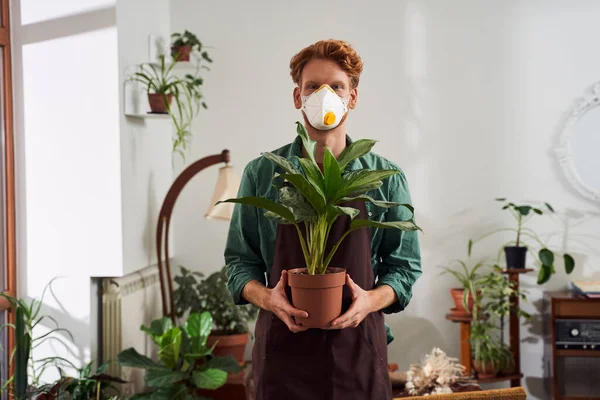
[445,268,531,386]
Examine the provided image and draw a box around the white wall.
[171,1,600,398]
[13,0,173,383]
[13,0,120,381]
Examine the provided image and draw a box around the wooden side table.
[445,268,530,386]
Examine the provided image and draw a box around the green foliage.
[438,259,487,310]
[174,266,258,335]
[1,280,122,400]
[468,198,576,284]
[218,121,422,275]
[171,30,211,64]
[117,312,242,400]
[130,49,211,161]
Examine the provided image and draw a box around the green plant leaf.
[145,369,187,387]
[545,202,554,212]
[331,205,360,221]
[297,158,325,197]
[193,368,227,390]
[564,254,575,274]
[468,239,473,256]
[539,248,554,266]
[279,186,315,222]
[117,348,162,369]
[186,312,212,354]
[337,139,377,170]
[338,194,410,211]
[336,170,399,200]
[516,206,532,216]
[261,152,301,175]
[217,197,296,224]
[533,208,542,215]
[323,147,342,201]
[537,264,552,284]
[205,355,243,373]
[495,197,506,201]
[296,121,317,165]
[280,173,326,212]
[141,317,174,339]
[350,218,422,232]
[158,327,182,369]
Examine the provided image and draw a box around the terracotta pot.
[287,267,346,328]
[206,331,249,364]
[472,359,498,379]
[450,288,474,314]
[172,44,192,61]
[147,93,173,113]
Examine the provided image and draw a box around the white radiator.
[101,265,164,395]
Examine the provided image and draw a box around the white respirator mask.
[301,84,349,131]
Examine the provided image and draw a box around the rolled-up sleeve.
[224,163,267,305]
[376,172,422,314]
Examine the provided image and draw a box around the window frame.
[0,0,16,386]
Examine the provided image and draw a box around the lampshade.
[205,165,241,221]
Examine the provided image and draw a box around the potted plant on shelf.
[468,198,576,284]
[117,311,242,400]
[129,53,210,159]
[174,266,259,364]
[438,259,487,316]
[171,30,205,62]
[217,122,422,328]
[469,318,514,379]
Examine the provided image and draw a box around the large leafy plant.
[117,312,242,400]
[468,198,575,284]
[174,266,258,335]
[439,259,487,310]
[219,122,421,275]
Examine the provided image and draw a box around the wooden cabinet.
[543,291,600,400]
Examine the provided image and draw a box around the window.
[0,0,15,394]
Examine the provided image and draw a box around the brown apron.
[252,200,393,400]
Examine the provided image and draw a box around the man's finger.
[287,306,309,319]
[281,313,308,333]
[347,274,360,294]
[330,308,357,328]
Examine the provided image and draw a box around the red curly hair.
[289,39,364,89]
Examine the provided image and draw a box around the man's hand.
[266,270,309,333]
[326,274,375,329]
[326,274,397,329]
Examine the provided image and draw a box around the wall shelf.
[125,112,170,119]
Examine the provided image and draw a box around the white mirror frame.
[554,82,600,203]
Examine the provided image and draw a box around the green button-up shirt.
[224,134,422,344]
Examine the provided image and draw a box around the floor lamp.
[156,149,241,322]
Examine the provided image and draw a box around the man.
[224,39,422,400]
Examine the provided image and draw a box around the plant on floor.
[174,266,258,335]
[130,52,210,160]
[0,279,78,399]
[117,311,242,400]
[468,198,576,284]
[218,121,422,275]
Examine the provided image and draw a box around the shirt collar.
[289,134,363,172]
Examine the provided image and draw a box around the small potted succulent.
[171,30,205,62]
[218,122,422,328]
[174,266,259,364]
[468,198,576,284]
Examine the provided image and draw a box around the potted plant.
[117,311,242,400]
[171,30,206,62]
[470,319,514,379]
[130,53,210,159]
[468,198,576,284]
[217,122,422,328]
[438,259,487,316]
[173,266,259,363]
